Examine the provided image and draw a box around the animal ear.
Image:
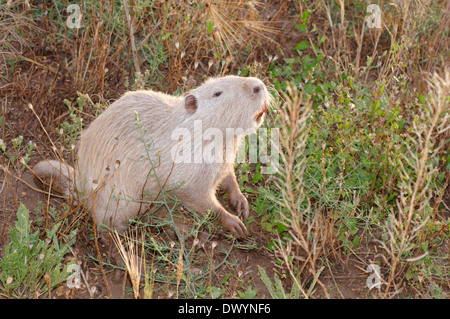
[185,94,197,114]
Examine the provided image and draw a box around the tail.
[33,160,76,202]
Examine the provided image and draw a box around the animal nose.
[253,84,262,95]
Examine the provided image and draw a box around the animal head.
[183,75,271,133]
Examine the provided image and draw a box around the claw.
[219,211,248,238]
[229,191,249,220]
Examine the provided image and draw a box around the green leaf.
[293,40,309,51]
[258,266,301,299]
[237,285,257,299]
[302,10,311,23]
[261,221,273,232]
[295,23,307,32]
[162,32,171,41]
[421,242,428,253]
[352,235,360,247]
[209,286,222,299]
[276,222,287,234]
[207,21,214,34]
[392,42,398,52]
[266,240,276,251]
[251,172,263,183]
[14,203,32,245]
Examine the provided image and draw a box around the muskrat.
[34,75,271,237]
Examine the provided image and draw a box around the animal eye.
[213,91,222,97]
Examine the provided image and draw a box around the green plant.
[258,266,301,299]
[59,92,105,151]
[32,201,61,227]
[0,203,77,298]
[237,285,257,299]
[0,135,35,171]
[380,70,449,298]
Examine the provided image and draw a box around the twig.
[91,196,112,299]
[122,0,140,74]
[27,103,63,162]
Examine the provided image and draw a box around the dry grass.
[112,228,145,299]
[381,69,449,298]
[0,5,41,77]
[204,0,280,54]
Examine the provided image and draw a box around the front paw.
[219,212,248,238]
[229,191,249,220]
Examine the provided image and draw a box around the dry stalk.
[269,83,332,297]
[0,6,41,75]
[203,0,280,53]
[382,69,449,298]
[203,0,280,54]
[122,0,141,75]
[112,228,144,299]
[176,242,184,298]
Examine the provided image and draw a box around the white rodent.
[34,75,271,237]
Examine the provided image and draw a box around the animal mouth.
[256,103,268,121]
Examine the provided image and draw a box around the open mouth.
[256,103,268,121]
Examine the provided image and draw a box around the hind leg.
[87,191,142,281]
